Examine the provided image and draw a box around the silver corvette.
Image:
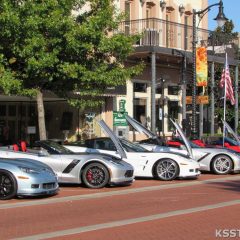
[0,139,134,189]
[0,158,58,200]
[65,120,200,181]
[126,115,240,175]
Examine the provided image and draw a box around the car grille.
[125,170,134,177]
[43,182,56,189]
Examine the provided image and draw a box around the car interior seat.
[20,141,27,152]
[13,144,19,151]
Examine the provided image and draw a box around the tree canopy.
[0,0,143,108]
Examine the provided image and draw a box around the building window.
[134,82,147,93]
[134,98,147,127]
[168,101,179,131]
[8,105,16,117]
[168,86,179,95]
[0,105,6,116]
[18,105,26,117]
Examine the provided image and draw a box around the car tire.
[153,159,179,181]
[82,163,110,189]
[211,155,233,175]
[0,170,17,200]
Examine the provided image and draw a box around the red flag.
[219,54,235,105]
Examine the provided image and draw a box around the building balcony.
[118,18,238,57]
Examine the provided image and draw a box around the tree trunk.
[36,90,47,140]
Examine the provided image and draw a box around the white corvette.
[125,115,240,175]
[65,120,200,181]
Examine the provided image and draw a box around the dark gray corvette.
[0,158,58,200]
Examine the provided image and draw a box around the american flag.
[219,53,235,105]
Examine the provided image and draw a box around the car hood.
[222,120,240,145]
[125,115,193,159]
[97,120,127,159]
[0,158,50,170]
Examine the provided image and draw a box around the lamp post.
[191,0,228,139]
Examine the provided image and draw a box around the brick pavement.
[0,174,239,239]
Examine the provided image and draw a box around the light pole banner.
[196,47,208,86]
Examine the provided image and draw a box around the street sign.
[85,112,95,122]
[113,111,128,126]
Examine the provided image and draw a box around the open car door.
[126,115,193,159]
[98,120,127,159]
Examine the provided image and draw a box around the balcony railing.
[118,18,237,54]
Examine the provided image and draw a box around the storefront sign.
[186,96,209,105]
[113,111,128,126]
[27,126,36,134]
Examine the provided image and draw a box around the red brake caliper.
[86,169,93,182]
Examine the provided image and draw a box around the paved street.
[1,174,240,240]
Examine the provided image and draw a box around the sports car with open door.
[65,120,200,181]
[124,115,240,175]
[0,135,134,189]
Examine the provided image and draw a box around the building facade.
[0,0,239,144]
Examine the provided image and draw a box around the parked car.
[65,120,200,181]
[0,137,134,189]
[201,121,240,153]
[0,158,58,200]
[124,115,240,175]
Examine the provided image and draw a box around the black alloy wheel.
[0,170,17,200]
[154,159,179,181]
[82,163,109,188]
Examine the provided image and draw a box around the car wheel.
[211,155,233,175]
[154,159,179,181]
[0,170,17,200]
[82,163,110,188]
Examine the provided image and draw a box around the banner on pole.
[196,47,208,87]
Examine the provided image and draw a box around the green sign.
[119,99,126,112]
[113,111,128,126]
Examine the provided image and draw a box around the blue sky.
[208,0,240,32]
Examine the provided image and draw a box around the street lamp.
[191,0,228,139]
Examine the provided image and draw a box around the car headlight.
[18,166,40,174]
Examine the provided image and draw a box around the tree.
[208,20,239,128]
[0,0,143,140]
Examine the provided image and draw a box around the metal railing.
[118,18,237,53]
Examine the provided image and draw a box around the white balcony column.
[126,80,134,117]
[151,52,156,134]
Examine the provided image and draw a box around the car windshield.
[223,137,239,146]
[38,140,74,154]
[120,138,150,152]
[189,141,201,148]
